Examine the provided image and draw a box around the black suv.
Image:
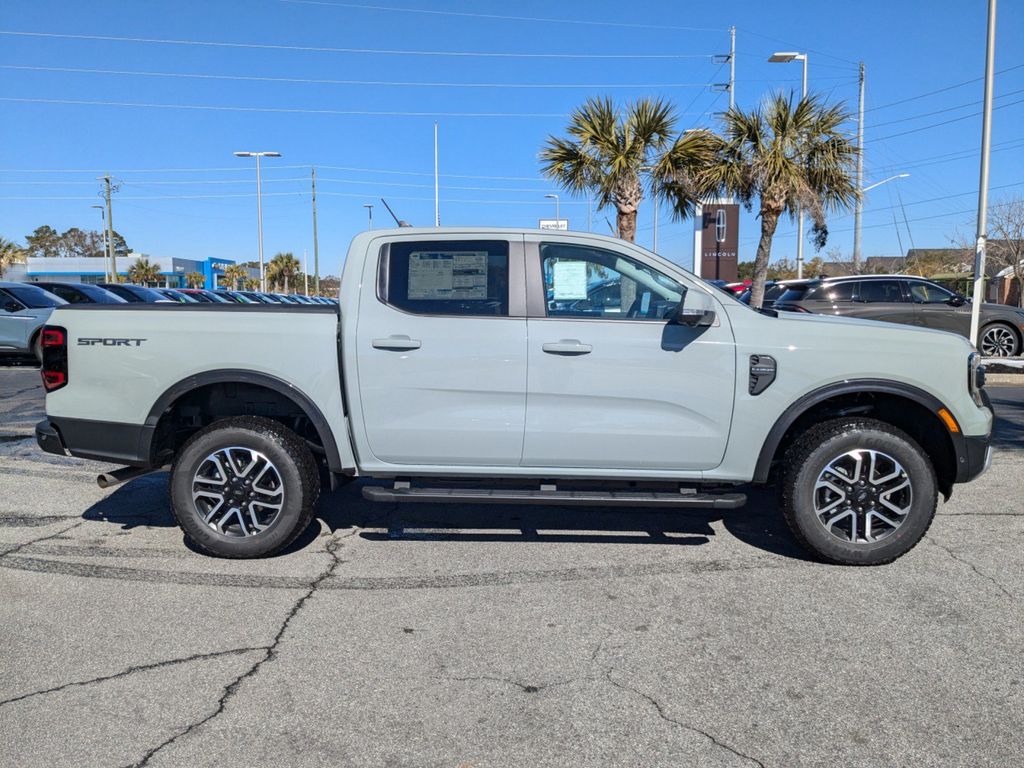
[773,274,1024,356]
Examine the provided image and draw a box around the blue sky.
[1,0,1022,277]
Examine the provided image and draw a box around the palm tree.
[690,93,859,309]
[540,97,718,243]
[222,264,248,290]
[127,257,162,286]
[185,271,205,289]
[0,237,26,279]
[267,252,301,293]
[242,277,259,291]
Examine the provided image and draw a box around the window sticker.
[408,251,488,300]
[552,261,588,300]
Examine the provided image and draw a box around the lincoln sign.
[699,203,739,282]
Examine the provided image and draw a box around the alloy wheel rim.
[191,447,284,537]
[813,449,912,544]
[980,327,1017,357]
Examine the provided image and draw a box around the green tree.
[690,93,859,308]
[267,252,301,293]
[221,264,248,290]
[185,271,205,289]
[127,257,161,286]
[57,227,104,259]
[540,97,717,243]
[0,237,27,278]
[25,225,60,258]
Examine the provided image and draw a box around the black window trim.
[376,238,527,319]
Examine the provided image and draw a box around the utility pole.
[434,122,440,227]
[99,175,117,281]
[729,26,736,109]
[853,61,866,273]
[970,0,998,349]
[311,166,320,295]
[91,204,107,281]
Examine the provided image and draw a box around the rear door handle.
[372,335,421,351]
[542,340,592,355]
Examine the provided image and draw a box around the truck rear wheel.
[169,416,320,558]
[781,418,937,565]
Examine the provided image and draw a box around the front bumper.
[958,433,993,484]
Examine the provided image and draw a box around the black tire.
[31,331,43,364]
[781,418,937,566]
[170,416,320,558]
[979,322,1021,357]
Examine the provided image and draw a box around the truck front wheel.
[781,418,937,565]
[169,416,320,558]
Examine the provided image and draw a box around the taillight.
[40,325,68,392]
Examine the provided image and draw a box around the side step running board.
[362,486,746,509]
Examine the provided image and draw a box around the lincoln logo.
[77,338,147,347]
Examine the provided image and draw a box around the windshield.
[3,285,67,308]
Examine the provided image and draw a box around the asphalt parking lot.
[1,366,1021,768]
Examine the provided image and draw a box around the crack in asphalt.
[125,528,358,768]
[0,519,85,557]
[602,672,766,768]
[929,540,1017,600]
[0,647,265,708]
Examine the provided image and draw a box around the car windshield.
[4,285,67,308]
[776,284,819,303]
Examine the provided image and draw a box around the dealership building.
[9,255,245,290]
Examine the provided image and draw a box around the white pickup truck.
[36,228,993,565]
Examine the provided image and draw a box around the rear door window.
[383,240,510,317]
[820,282,856,301]
[857,280,905,303]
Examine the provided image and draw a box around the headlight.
[968,352,987,406]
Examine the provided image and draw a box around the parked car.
[177,288,231,304]
[723,280,751,295]
[98,283,175,303]
[37,228,992,566]
[213,290,258,304]
[0,281,66,361]
[737,279,804,309]
[33,282,127,305]
[773,275,1024,357]
[155,288,199,303]
[236,291,274,304]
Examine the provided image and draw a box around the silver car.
[0,281,66,361]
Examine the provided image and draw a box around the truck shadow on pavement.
[80,474,811,561]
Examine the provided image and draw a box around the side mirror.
[672,290,716,328]
[947,295,966,307]
[3,301,22,313]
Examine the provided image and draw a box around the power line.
[279,0,726,32]
[865,62,1024,113]
[733,27,859,66]
[0,64,724,89]
[869,137,1024,173]
[866,87,1024,130]
[871,96,1024,142]
[0,30,712,58]
[0,97,571,118]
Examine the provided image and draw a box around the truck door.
[355,236,528,467]
[522,239,736,472]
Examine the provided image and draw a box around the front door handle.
[542,340,592,355]
[372,335,421,351]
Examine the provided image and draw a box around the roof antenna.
[380,198,412,228]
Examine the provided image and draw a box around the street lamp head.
[263,152,282,158]
[768,51,804,63]
[233,151,253,157]
[544,194,559,200]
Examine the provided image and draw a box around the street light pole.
[363,204,374,230]
[234,150,281,292]
[311,166,320,295]
[854,61,866,273]
[970,0,998,350]
[768,52,809,278]
[545,194,560,223]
